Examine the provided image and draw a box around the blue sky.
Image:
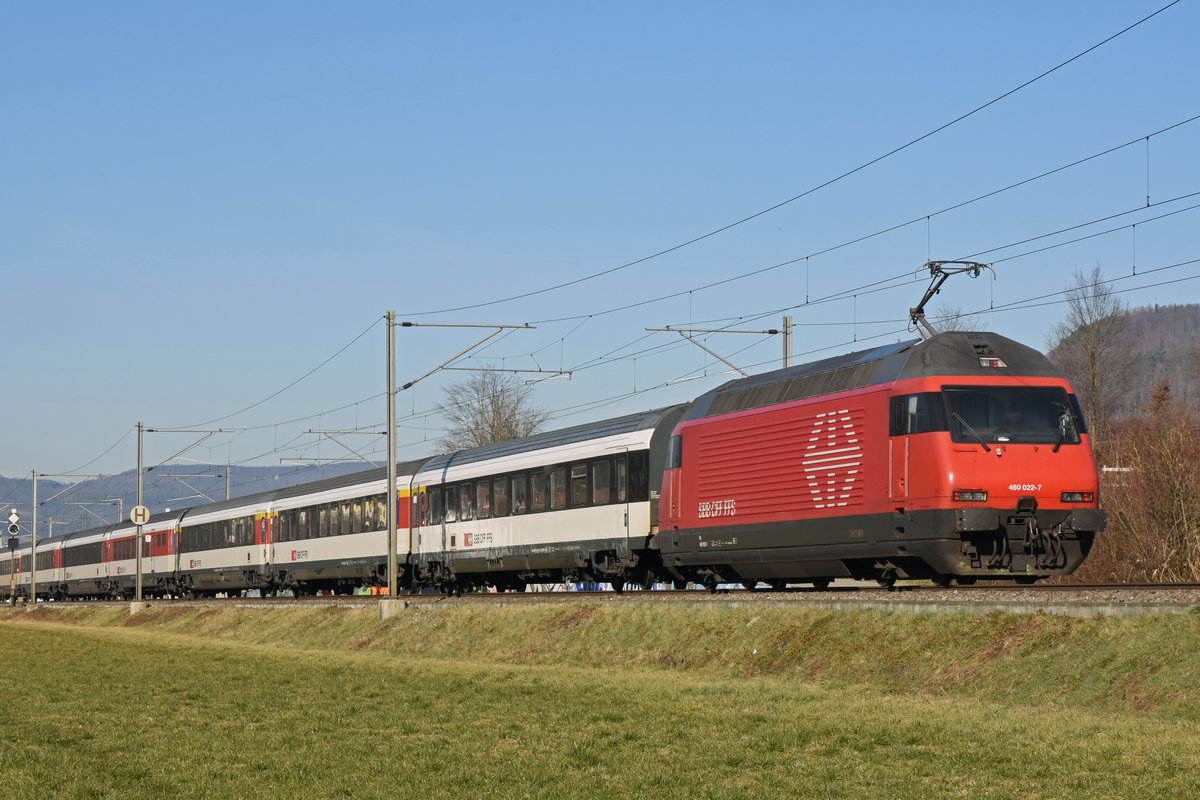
[2,1,1197,486]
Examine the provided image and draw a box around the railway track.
[12,582,1200,617]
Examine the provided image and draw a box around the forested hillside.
[1120,304,1200,410]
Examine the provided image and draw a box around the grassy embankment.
[2,601,1199,799]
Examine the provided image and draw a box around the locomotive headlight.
[1061,491,1094,503]
[952,490,988,502]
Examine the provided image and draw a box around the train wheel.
[610,580,625,594]
[639,571,655,591]
[811,579,831,590]
[673,578,688,591]
[931,575,952,588]
[769,580,787,591]
[956,577,977,586]
[702,575,718,594]
[742,581,758,591]
[876,574,897,590]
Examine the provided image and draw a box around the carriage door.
[411,487,427,558]
[606,451,629,540]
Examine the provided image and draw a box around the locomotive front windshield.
[943,386,1085,446]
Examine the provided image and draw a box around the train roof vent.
[965,334,1008,369]
[706,360,885,417]
[967,335,998,357]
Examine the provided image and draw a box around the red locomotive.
[657,330,1105,588]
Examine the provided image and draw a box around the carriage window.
[531,472,548,512]
[476,479,492,520]
[592,460,611,504]
[512,474,528,515]
[444,486,458,523]
[571,464,589,507]
[351,500,363,534]
[458,483,475,522]
[493,477,509,517]
[320,506,331,537]
[429,487,443,525]
[550,467,568,510]
[616,456,628,503]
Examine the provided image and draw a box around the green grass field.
[3,602,1199,799]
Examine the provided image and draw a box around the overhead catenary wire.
[72,115,1199,484]
[241,188,1200,466]
[396,2,1182,320]
[522,113,1199,327]
[171,316,384,429]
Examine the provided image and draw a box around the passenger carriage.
[269,460,423,596]
[176,490,278,597]
[102,510,186,598]
[409,406,686,593]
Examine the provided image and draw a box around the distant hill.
[0,462,373,541]
[1121,304,1200,410]
[1046,303,1200,416]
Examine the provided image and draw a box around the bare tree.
[929,303,980,333]
[436,368,550,451]
[1073,380,1200,583]
[1047,265,1138,446]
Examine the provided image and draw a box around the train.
[2,330,1106,601]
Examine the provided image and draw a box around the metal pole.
[782,316,793,368]
[31,470,37,603]
[386,311,398,597]
[136,421,143,602]
[8,517,13,603]
[225,467,231,500]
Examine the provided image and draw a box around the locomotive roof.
[420,405,686,473]
[684,331,1064,420]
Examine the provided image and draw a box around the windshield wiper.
[1052,408,1073,453]
[952,412,990,452]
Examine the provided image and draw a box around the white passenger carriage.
[60,525,111,598]
[30,536,67,599]
[176,490,278,597]
[410,406,686,592]
[269,460,424,595]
